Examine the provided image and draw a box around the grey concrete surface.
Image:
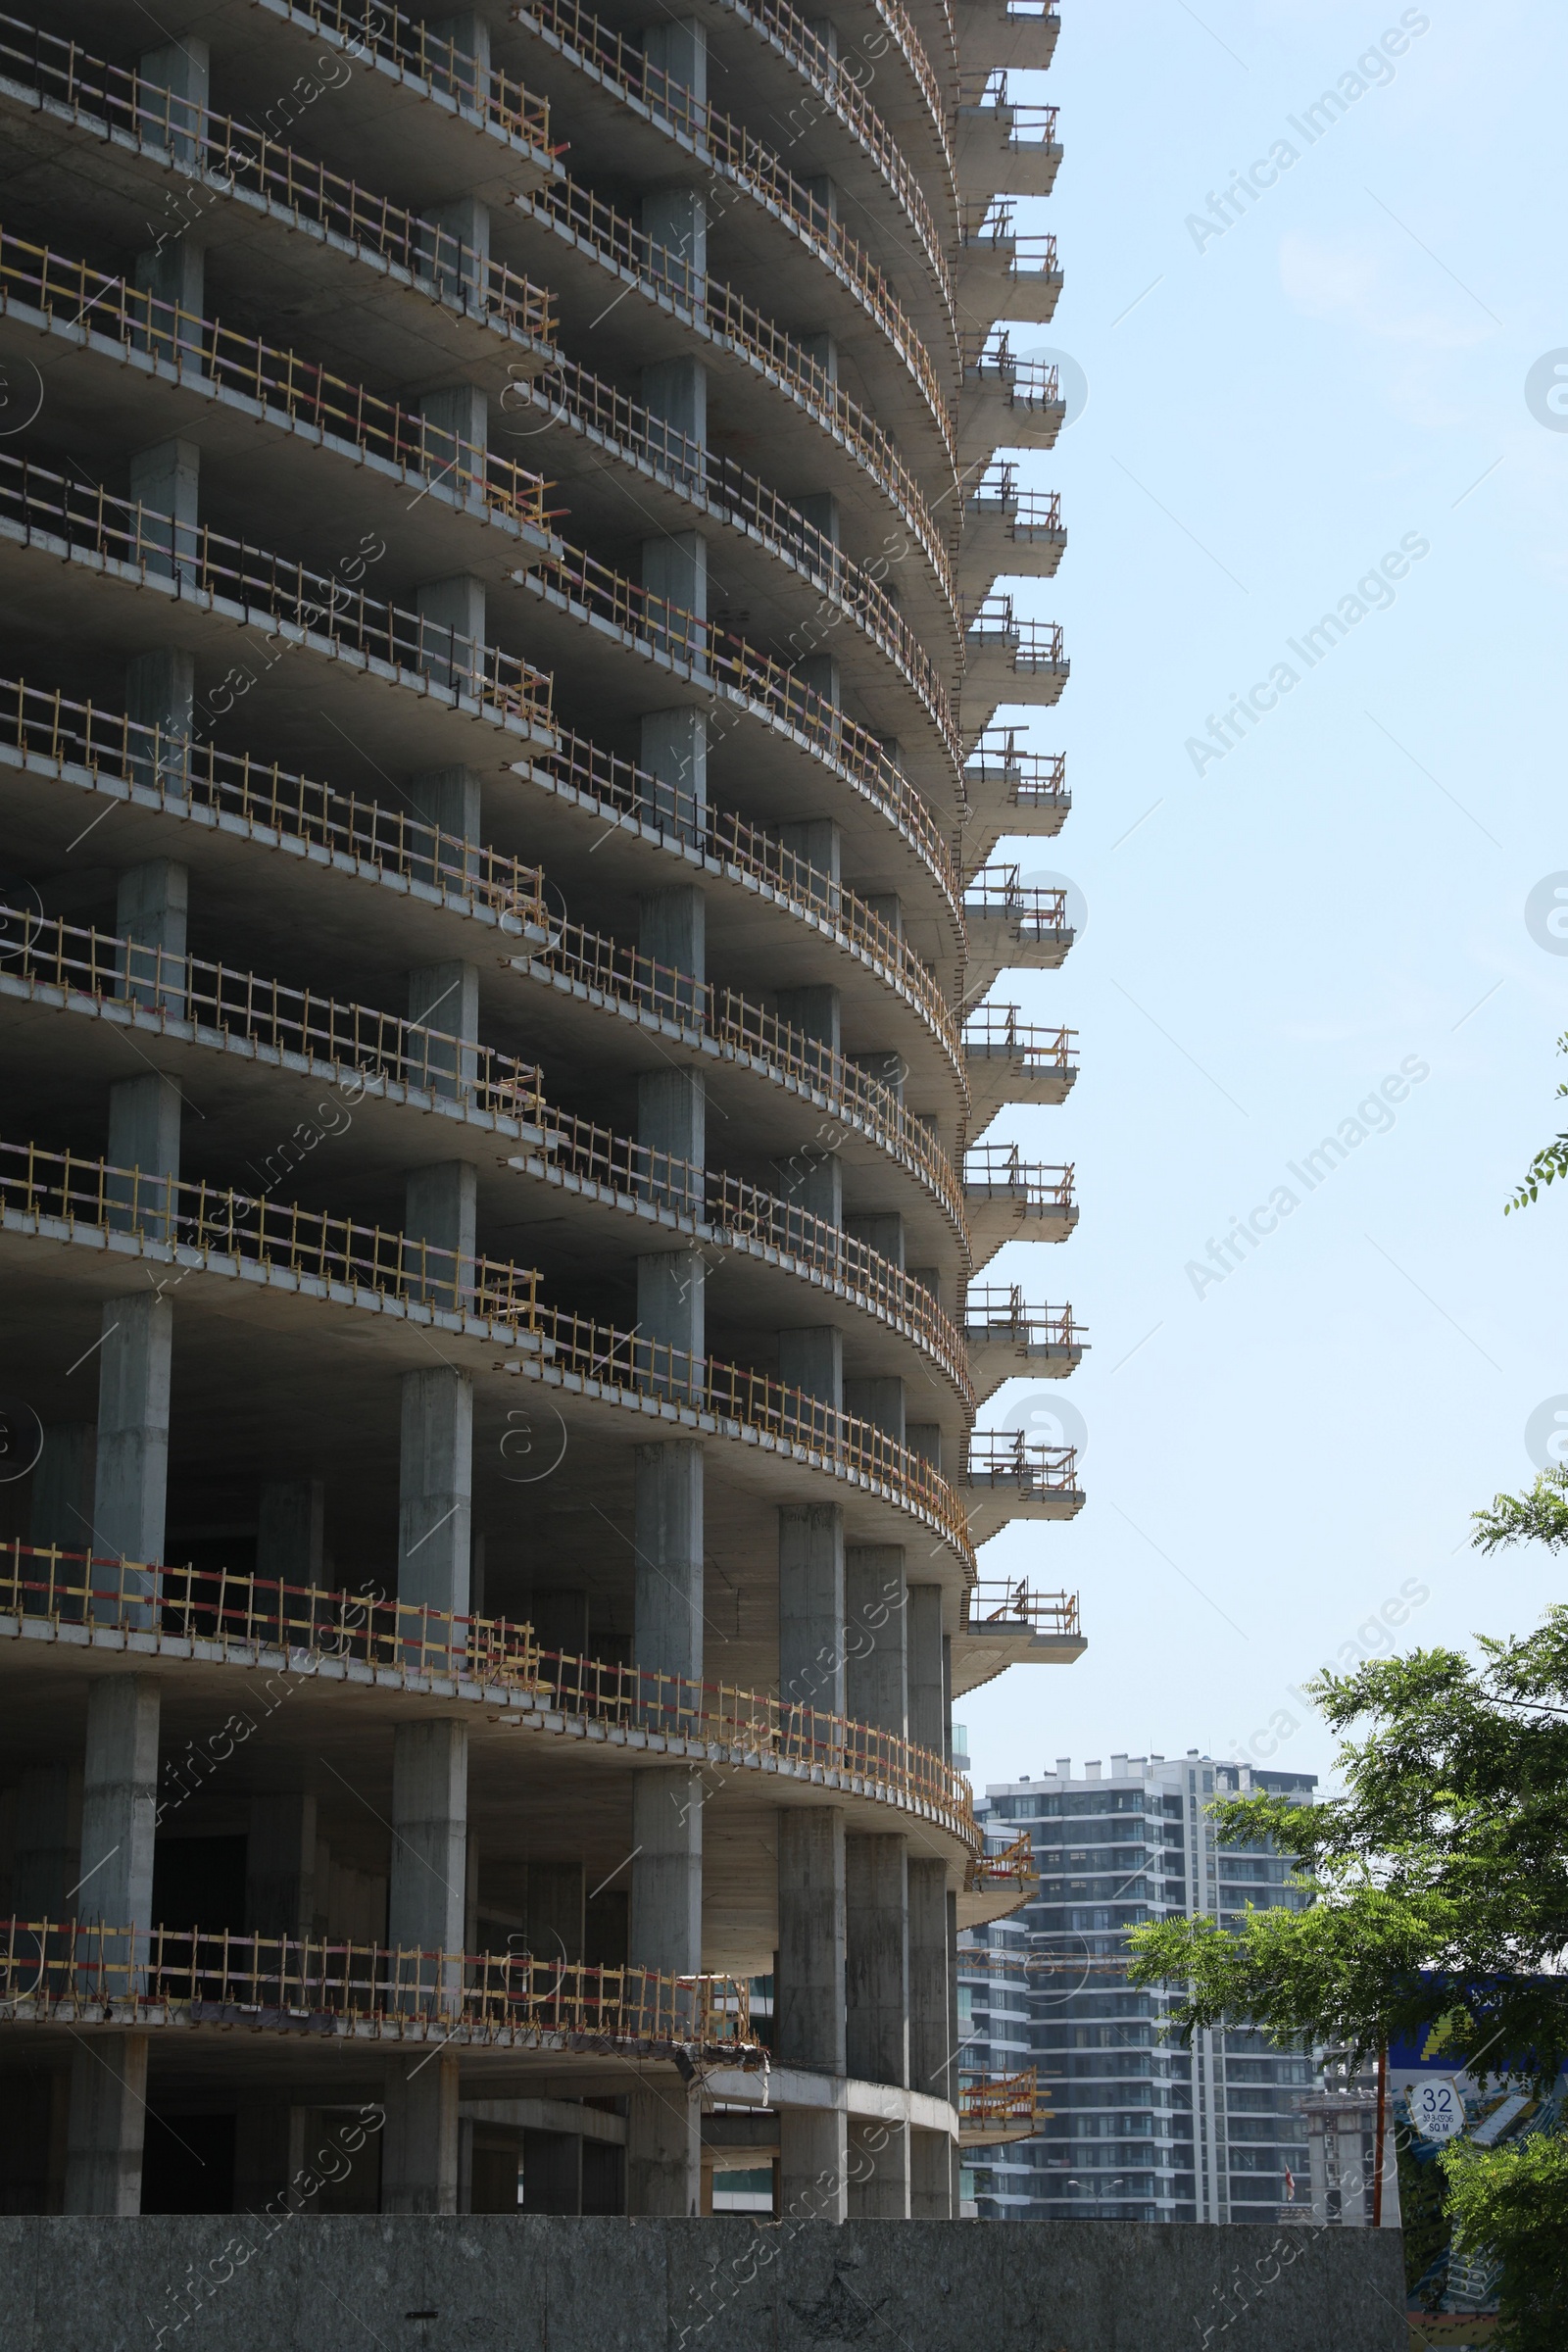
[0,2214,1408,2350]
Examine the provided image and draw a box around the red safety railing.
[0,1545,978,1837]
[0,452,554,733]
[966,1832,1037,1892]
[959,2067,1050,2136]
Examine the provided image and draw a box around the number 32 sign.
[1407,2080,1465,2141]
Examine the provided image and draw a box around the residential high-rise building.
[0,0,1084,2226]
[959,1754,1317,2223]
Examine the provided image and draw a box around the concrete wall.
[0,2217,1406,2350]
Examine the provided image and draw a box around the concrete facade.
[0,0,1084,2238]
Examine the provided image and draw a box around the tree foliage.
[1505,1028,1568,1211]
[1441,2133,1568,2352]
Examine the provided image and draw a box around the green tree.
[1126,1491,1568,2346]
[1505,1028,1568,1210]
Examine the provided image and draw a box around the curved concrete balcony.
[955,75,1062,205]
[704,0,957,205]
[0,691,973,1262]
[0,452,558,760]
[516,540,959,808]
[510,0,957,461]
[0,1910,756,2065]
[957,337,1065,466]
[962,1142,1076,1264]
[502,348,960,669]
[963,1009,1076,1128]
[960,1287,1083,1398]
[954,1578,1086,1689]
[511,919,970,1233]
[960,467,1067,597]
[0,1544,981,1848]
[512,181,956,595]
[953,0,1060,74]
[0,894,976,1401]
[961,1430,1082,1542]
[960,597,1069,739]
[0,1142,979,1571]
[959,728,1069,873]
[0,19,558,368]
[956,209,1062,332]
[962,865,1074,980]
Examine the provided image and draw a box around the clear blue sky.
[965,0,1568,1793]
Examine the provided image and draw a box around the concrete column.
[128,437,199,580]
[638,884,705,1025]
[398,1368,472,1618]
[92,1293,172,1581]
[404,1159,477,1312]
[416,192,490,304]
[637,1250,704,1400]
[846,1834,907,2088]
[422,9,491,104]
[795,652,841,710]
[29,1426,97,1558]
[381,2052,461,2214]
[116,859,188,1014]
[844,1375,906,1450]
[641,532,708,666]
[233,2100,303,2214]
[906,1424,942,1476]
[12,1762,80,1918]
[776,983,841,1057]
[637,1068,705,1213]
[793,493,843,595]
[778,1150,842,1229]
[417,383,487,495]
[797,330,839,386]
[641,355,707,487]
[630,1768,702,1981]
[388,1718,467,2027]
[845,1545,906,1737]
[627,2078,700,2217]
[139,36,209,165]
[132,234,204,368]
[907,1586,945,1756]
[407,765,482,893]
[643,16,707,99]
[244,1792,318,1938]
[124,650,194,799]
[106,1074,181,1249]
[845,1210,905,1270]
[777,1501,844,1719]
[909,2124,954,2219]
[776,1806,847,2219]
[408,960,480,1101]
[634,1440,704,1687]
[849,2118,909,2219]
[776,818,841,906]
[525,1860,585,1962]
[416,573,486,695]
[639,709,708,841]
[642,187,708,303]
[255,1479,324,1585]
[907,1856,952,2109]
[65,1675,160,2214]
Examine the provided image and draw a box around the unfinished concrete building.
[0,0,1080,2223]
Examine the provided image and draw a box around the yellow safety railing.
[284,0,553,146]
[961,1287,1083,1354]
[0,454,554,734]
[505,350,961,683]
[0,226,550,529]
[0,1149,977,1562]
[965,1832,1037,1893]
[526,916,969,1235]
[516,0,959,412]
[519,173,957,583]
[525,528,962,774]
[962,1144,1076,1219]
[962,727,1068,818]
[963,1433,1079,1493]
[726,0,953,181]
[959,2068,1050,2136]
[0,679,548,926]
[0,1914,750,2051]
[0,905,547,1125]
[0,1545,979,1838]
[0,14,554,340]
[961,1581,1081,1637]
[962,1007,1077,1074]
